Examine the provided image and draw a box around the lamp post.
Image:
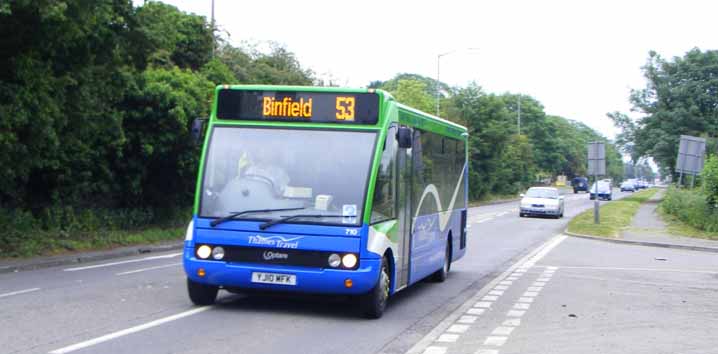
[436,48,479,117]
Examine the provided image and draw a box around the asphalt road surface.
[1,190,634,354]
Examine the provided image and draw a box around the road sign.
[675,135,706,175]
[587,142,606,176]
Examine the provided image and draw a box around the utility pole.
[517,95,521,135]
[210,0,216,57]
[436,48,479,117]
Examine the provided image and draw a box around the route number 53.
[335,96,355,121]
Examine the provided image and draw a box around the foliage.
[391,79,434,113]
[661,187,718,233]
[702,155,718,206]
[612,49,718,177]
[567,189,657,237]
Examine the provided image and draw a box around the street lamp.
[436,48,479,116]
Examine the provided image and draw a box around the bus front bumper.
[184,254,380,295]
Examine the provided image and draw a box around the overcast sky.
[138,0,717,139]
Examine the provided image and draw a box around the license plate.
[251,272,296,286]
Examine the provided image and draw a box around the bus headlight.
[196,245,212,259]
[212,246,225,260]
[184,220,194,241]
[342,254,358,268]
[328,253,341,268]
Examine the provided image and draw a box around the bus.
[184,85,468,318]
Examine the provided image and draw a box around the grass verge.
[566,189,658,238]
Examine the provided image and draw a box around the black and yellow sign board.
[216,90,379,124]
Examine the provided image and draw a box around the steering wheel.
[243,173,278,195]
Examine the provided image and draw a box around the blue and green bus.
[184,85,468,318]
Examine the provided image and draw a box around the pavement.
[4,189,718,354]
[621,189,718,251]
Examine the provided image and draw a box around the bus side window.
[370,126,398,223]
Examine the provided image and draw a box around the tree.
[614,49,718,177]
[389,79,434,113]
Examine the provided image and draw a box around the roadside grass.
[657,207,718,240]
[0,226,184,259]
[566,189,658,238]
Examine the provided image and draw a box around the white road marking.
[537,277,551,282]
[475,301,493,308]
[503,318,521,326]
[475,218,493,224]
[494,285,509,290]
[543,265,718,275]
[507,310,525,317]
[514,303,530,310]
[491,326,515,335]
[547,266,559,270]
[489,290,504,296]
[499,280,512,285]
[527,286,542,292]
[506,276,518,281]
[482,295,498,301]
[116,262,182,276]
[447,324,470,334]
[522,235,567,268]
[48,306,210,354]
[458,315,478,324]
[533,281,546,286]
[474,350,499,354]
[484,336,508,346]
[405,234,569,354]
[423,347,447,354]
[523,291,538,297]
[436,334,459,343]
[0,287,41,299]
[518,297,534,303]
[514,268,527,273]
[63,253,182,272]
[467,308,486,315]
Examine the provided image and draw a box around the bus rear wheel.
[187,277,218,306]
[430,239,451,282]
[362,257,390,319]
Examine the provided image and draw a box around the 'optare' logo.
[263,251,289,261]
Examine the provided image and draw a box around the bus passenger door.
[395,129,412,291]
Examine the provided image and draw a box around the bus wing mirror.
[191,118,206,145]
[397,127,412,148]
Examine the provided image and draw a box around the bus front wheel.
[362,257,390,319]
[430,239,451,282]
[187,277,218,306]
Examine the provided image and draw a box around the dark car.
[572,177,589,193]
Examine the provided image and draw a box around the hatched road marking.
[63,253,182,272]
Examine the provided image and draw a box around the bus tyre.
[430,240,451,282]
[362,257,390,319]
[187,277,218,306]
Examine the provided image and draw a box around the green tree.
[389,79,434,113]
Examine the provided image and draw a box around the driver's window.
[370,125,398,223]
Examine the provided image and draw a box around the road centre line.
[405,234,568,354]
[0,287,41,299]
[48,306,210,354]
[63,253,182,272]
[115,262,182,276]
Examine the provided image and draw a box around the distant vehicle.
[519,187,565,218]
[620,180,636,192]
[571,177,589,193]
[590,181,613,200]
[635,180,647,189]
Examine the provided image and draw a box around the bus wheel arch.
[382,249,396,294]
[361,254,391,319]
[430,232,452,282]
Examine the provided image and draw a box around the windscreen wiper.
[210,207,306,227]
[259,214,347,230]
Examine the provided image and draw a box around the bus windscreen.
[216,90,379,124]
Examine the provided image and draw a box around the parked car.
[620,180,636,192]
[590,181,613,200]
[520,187,565,218]
[571,177,589,193]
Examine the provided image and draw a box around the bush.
[0,207,189,258]
[702,155,718,207]
[661,187,718,232]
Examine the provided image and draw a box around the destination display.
[216,90,379,124]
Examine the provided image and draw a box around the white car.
[519,187,565,218]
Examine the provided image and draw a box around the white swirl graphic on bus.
[248,235,303,249]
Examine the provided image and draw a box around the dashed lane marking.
[115,262,182,276]
[491,326,515,336]
[484,336,508,346]
[423,347,447,354]
[48,306,210,354]
[0,287,41,299]
[436,334,460,343]
[446,324,470,334]
[63,253,182,272]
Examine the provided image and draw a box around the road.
[1,190,639,354]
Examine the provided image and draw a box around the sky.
[136,0,718,140]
